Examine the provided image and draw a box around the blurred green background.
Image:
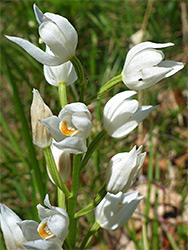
[1,0,187,249]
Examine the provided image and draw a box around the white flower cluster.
[1,3,184,250]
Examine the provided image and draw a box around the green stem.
[58,188,66,210]
[57,82,68,209]
[74,184,106,218]
[58,82,67,107]
[67,154,81,249]
[85,74,122,104]
[43,146,71,198]
[98,74,122,97]
[70,56,87,102]
[79,221,100,249]
[81,129,107,171]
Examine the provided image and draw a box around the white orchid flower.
[19,194,69,250]
[43,47,77,86]
[121,41,184,90]
[105,145,146,194]
[31,89,53,148]
[47,142,71,183]
[0,204,26,250]
[40,102,92,154]
[95,190,143,230]
[103,91,157,138]
[5,4,78,66]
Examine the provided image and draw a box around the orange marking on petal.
[39,37,43,44]
[38,221,54,239]
[60,121,76,136]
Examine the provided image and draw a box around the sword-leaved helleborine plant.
[19,195,69,250]
[5,4,78,66]
[0,204,26,250]
[95,190,143,230]
[105,145,146,194]
[103,91,157,138]
[40,102,92,154]
[121,41,184,90]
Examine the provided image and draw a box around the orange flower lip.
[39,37,43,44]
[38,221,54,239]
[60,121,77,136]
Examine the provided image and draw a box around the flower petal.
[43,194,69,220]
[23,239,61,250]
[124,65,172,90]
[0,204,26,250]
[49,143,71,183]
[54,137,87,154]
[33,4,44,25]
[124,41,174,68]
[111,105,158,138]
[131,105,158,125]
[44,12,78,55]
[40,116,64,142]
[159,60,185,77]
[59,102,92,120]
[96,191,143,230]
[43,61,77,86]
[43,65,58,86]
[5,36,63,66]
[103,91,137,122]
[95,192,122,227]
[125,49,164,74]
[72,112,92,137]
[47,214,69,242]
[121,152,146,192]
[39,21,71,62]
[105,149,137,194]
[37,204,56,221]
[18,220,40,241]
[109,194,143,230]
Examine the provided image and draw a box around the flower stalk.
[67,154,82,249]
[58,81,68,107]
[85,74,122,104]
[58,81,68,209]
[74,184,106,218]
[79,221,100,249]
[97,74,122,97]
[43,146,71,198]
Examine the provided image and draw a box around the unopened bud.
[31,89,53,148]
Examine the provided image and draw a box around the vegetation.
[1,0,187,249]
